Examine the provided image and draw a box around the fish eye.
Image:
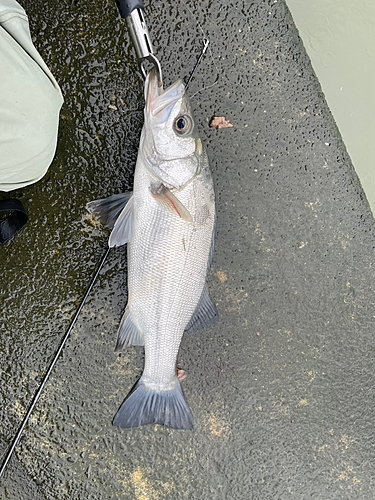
[174,115,193,136]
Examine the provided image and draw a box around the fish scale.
[130,159,214,386]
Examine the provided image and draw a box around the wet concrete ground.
[1,0,375,498]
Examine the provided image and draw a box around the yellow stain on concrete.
[254,223,266,242]
[318,444,329,453]
[132,468,149,500]
[304,198,320,211]
[132,466,174,500]
[216,270,228,283]
[296,399,307,408]
[13,400,24,418]
[207,413,230,439]
[339,435,355,451]
[333,463,361,489]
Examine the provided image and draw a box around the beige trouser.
[0,0,63,192]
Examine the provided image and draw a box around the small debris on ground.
[210,116,234,129]
[176,364,187,382]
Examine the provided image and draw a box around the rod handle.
[115,0,144,18]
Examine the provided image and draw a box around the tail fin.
[113,377,194,430]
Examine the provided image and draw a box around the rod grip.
[115,0,144,18]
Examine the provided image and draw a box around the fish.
[87,68,217,430]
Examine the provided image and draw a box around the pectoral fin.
[151,184,193,222]
[109,195,134,247]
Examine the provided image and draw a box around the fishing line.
[180,0,220,98]
[186,38,210,91]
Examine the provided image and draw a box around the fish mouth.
[145,68,185,119]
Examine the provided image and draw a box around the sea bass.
[87,68,216,430]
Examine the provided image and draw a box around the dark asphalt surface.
[1,0,375,498]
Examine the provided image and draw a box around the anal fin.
[185,283,218,334]
[115,307,144,351]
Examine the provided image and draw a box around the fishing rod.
[0,1,208,480]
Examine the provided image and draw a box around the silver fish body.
[87,69,216,429]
